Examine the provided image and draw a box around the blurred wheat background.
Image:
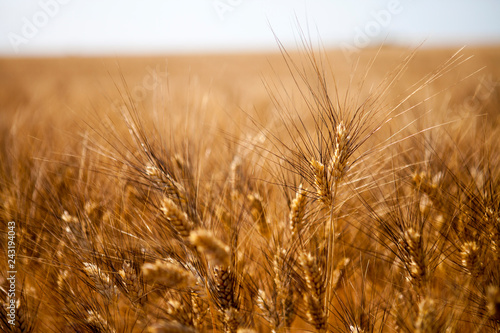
[1,1,500,332]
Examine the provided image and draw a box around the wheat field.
[1,46,500,332]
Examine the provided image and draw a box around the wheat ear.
[414,298,436,333]
[299,252,326,332]
[290,184,307,238]
[120,260,144,306]
[83,262,117,301]
[141,260,193,289]
[190,229,230,267]
[213,266,239,333]
[248,194,271,239]
[403,228,427,287]
[161,197,193,239]
[310,159,331,206]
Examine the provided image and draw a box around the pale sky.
[1,0,500,56]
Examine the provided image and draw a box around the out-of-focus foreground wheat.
[1,47,500,332]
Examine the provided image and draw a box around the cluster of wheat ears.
[1,46,500,332]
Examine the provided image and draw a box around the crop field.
[1,46,500,332]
